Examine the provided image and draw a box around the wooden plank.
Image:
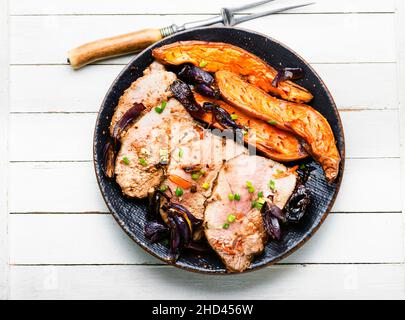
[9,110,400,162]
[0,0,9,300]
[10,63,398,113]
[9,264,405,300]
[9,162,108,213]
[312,63,398,110]
[8,158,401,214]
[333,158,401,213]
[10,65,123,113]
[9,213,404,265]
[342,109,400,159]
[9,113,96,162]
[396,1,405,253]
[10,0,396,15]
[10,14,396,65]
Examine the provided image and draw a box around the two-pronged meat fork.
[68,0,314,69]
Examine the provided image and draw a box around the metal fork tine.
[232,2,315,25]
[227,0,277,13]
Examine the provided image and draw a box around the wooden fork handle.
[67,28,163,69]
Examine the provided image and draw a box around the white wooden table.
[1,0,405,300]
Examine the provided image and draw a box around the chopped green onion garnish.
[222,223,230,229]
[202,182,210,190]
[178,148,184,158]
[228,193,235,201]
[231,114,238,120]
[160,185,169,192]
[191,173,200,181]
[276,169,284,174]
[155,101,167,114]
[253,198,266,210]
[122,157,130,165]
[199,61,208,68]
[200,169,207,176]
[300,164,306,170]
[258,191,264,198]
[268,120,277,125]
[175,187,184,197]
[159,148,168,164]
[269,180,276,191]
[139,158,148,167]
[257,198,266,205]
[234,193,241,201]
[227,214,236,223]
[255,202,264,210]
[246,181,255,193]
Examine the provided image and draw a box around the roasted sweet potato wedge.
[153,41,313,103]
[215,70,340,183]
[193,93,308,163]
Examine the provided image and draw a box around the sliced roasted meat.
[160,121,247,221]
[115,99,190,198]
[110,61,176,134]
[204,154,297,272]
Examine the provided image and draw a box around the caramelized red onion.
[144,221,169,243]
[202,102,242,131]
[212,104,243,131]
[112,103,145,144]
[195,83,221,99]
[272,67,304,88]
[170,80,206,119]
[261,202,283,240]
[177,64,215,86]
[263,212,282,241]
[148,189,164,220]
[102,140,117,178]
[167,216,181,254]
[173,215,191,245]
[146,189,204,259]
[164,202,202,227]
[176,64,221,99]
[285,184,310,223]
[102,103,145,178]
[171,81,242,133]
[297,164,315,183]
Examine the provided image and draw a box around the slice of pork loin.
[115,99,190,198]
[161,124,247,221]
[204,154,297,272]
[109,62,176,134]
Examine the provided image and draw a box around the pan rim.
[93,26,345,275]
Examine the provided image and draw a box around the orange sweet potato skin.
[215,70,340,183]
[152,41,313,104]
[193,93,308,163]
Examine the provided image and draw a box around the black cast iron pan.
[93,27,345,274]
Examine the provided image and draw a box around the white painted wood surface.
[0,0,9,300]
[8,0,397,15]
[2,0,405,299]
